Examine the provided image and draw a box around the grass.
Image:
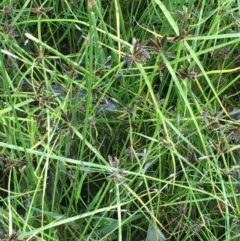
[0,0,240,240]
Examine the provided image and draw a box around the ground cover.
[0,0,240,240]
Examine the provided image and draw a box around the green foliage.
[0,0,240,240]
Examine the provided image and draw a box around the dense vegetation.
[0,0,240,240]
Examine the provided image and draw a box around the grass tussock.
[0,0,240,240]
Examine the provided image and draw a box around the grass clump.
[0,0,240,240]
